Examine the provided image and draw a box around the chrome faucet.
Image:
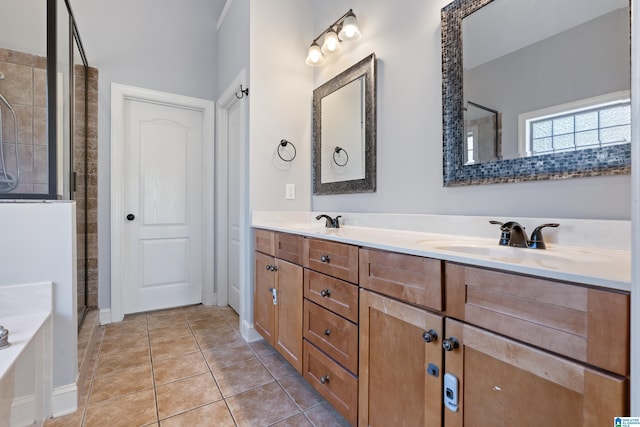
[490,221,559,249]
[316,214,342,228]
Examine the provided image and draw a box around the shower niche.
[0,0,98,327]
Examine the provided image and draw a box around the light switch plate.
[286,184,295,200]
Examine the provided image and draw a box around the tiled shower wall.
[76,65,99,309]
[0,47,48,193]
[0,47,99,309]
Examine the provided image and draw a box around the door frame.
[110,83,215,323]
[216,70,253,338]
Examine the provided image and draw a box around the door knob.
[422,329,438,343]
[442,337,460,352]
[126,213,135,221]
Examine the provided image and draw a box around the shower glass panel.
[57,0,71,199]
[0,0,48,196]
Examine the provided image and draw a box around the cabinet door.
[254,251,275,346]
[275,258,303,373]
[443,318,628,427]
[359,289,443,427]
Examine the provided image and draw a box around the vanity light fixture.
[306,9,361,67]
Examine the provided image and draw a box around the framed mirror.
[442,0,631,186]
[313,53,376,195]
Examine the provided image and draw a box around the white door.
[123,99,204,314]
[226,99,242,313]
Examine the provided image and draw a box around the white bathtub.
[0,282,53,427]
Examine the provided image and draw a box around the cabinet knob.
[422,329,438,343]
[320,289,331,298]
[324,329,331,336]
[271,265,278,271]
[265,265,272,271]
[442,337,460,352]
[320,255,331,263]
[320,375,330,384]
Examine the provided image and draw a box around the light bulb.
[321,29,342,55]
[305,43,324,66]
[338,12,361,42]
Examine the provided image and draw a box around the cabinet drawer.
[254,229,275,256]
[304,238,359,283]
[304,299,358,374]
[276,232,303,265]
[359,248,443,311]
[446,263,630,376]
[304,269,358,322]
[303,340,358,426]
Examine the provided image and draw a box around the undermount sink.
[433,243,611,264]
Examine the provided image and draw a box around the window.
[519,91,630,157]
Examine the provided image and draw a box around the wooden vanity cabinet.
[254,230,303,373]
[359,289,444,427]
[443,318,627,427]
[445,263,630,376]
[302,238,360,425]
[358,248,445,427]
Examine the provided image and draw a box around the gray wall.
[217,0,250,98]
[309,0,631,220]
[72,0,223,310]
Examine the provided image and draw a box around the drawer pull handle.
[320,255,331,263]
[320,289,331,298]
[320,375,330,384]
[442,337,460,352]
[324,329,331,336]
[422,330,438,343]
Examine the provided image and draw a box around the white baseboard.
[11,394,42,427]
[99,308,112,325]
[51,383,78,417]
[241,320,263,343]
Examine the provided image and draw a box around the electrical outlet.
[286,184,295,200]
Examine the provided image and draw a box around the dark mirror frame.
[313,53,377,195]
[441,0,631,186]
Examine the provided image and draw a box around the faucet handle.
[489,220,510,246]
[529,223,559,249]
[333,216,342,228]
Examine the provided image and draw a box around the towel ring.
[333,147,349,167]
[277,139,296,162]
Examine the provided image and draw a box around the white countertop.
[252,220,631,292]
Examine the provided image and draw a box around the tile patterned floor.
[45,305,350,427]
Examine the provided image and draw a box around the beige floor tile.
[156,372,222,420]
[184,308,227,322]
[95,346,151,377]
[84,388,157,427]
[89,363,153,403]
[159,401,235,427]
[272,413,313,427]
[187,316,228,332]
[279,375,325,411]
[193,327,242,350]
[44,409,84,427]
[202,339,256,371]
[150,334,199,361]
[304,403,350,427]
[148,323,193,344]
[147,317,190,333]
[102,327,148,345]
[153,351,208,385]
[214,357,275,397]
[226,381,300,427]
[99,333,149,355]
[259,351,297,380]
[249,339,278,357]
